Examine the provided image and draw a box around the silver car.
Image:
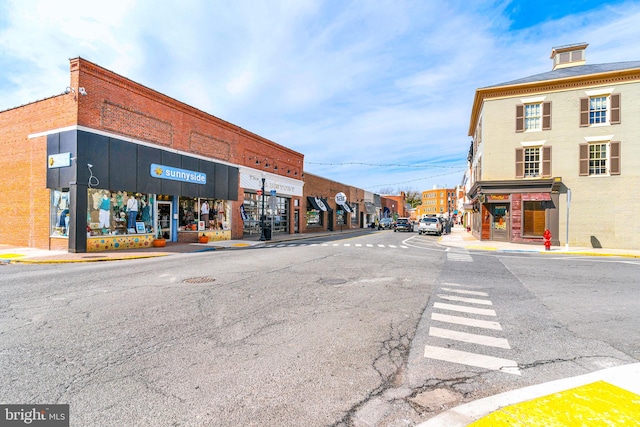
[418,217,442,236]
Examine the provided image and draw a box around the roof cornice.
[468,66,640,136]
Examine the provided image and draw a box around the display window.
[306,210,322,227]
[242,192,289,235]
[350,203,359,225]
[86,189,154,236]
[50,189,70,237]
[179,198,229,231]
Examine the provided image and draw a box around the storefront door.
[157,201,172,240]
[491,204,509,241]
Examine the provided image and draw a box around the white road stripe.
[440,288,489,297]
[322,244,328,246]
[424,345,521,375]
[441,282,477,288]
[333,243,339,246]
[389,245,397,248]
[366,244,373,247]
[400,246,408,248]
[429,327,511,349]
[355,244,362,247]
[377,244,385,247]
[431,312,502,330]
[344,244,351,247]
[433,302,496,316]
[438,294,493,305]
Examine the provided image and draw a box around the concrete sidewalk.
[418,363,640,426]
[0,228,375,264]
[438,225,640,258]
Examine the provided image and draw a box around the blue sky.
[1,0,639,193]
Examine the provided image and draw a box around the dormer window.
[551,43,588,70]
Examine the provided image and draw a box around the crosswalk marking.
[366,244,373,247]
[440,288,489,297]
[433,302,497,317]
[447,251,474,262]
[266,242,414,250]
[424,345,521,376]
[429,327,511,349]
[437,294,493,305]
[388,245,397,248]
[431,312,502,330]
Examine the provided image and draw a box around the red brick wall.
[0,94,77,248]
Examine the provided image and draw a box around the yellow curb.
[0,253,25,259]
[468,380,640,426]
[11,254,169,264]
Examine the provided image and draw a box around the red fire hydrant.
[543,229,552,251]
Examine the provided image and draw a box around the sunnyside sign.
[150,164,207,184]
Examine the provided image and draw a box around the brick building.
[1,57,305,252]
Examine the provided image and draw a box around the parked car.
[418,217,442,236]
[378,218,393,230]
[393,217,413,232]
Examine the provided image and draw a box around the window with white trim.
[580,93,620,127]
[579,141,621,176]
[524,147,541,177]
[516,145,552,179]
[525,104,541,130]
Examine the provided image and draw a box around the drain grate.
[183,276,216,284]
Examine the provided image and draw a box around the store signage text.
[487,194,509,201]
[150,164,207,184]
[48,152,71,168]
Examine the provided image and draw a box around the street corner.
[468,380,640,426]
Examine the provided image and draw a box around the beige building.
[467,43,640,249]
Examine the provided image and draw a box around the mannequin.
[201,200,210,229]
[127,196,139,229]
[99,193,111,231]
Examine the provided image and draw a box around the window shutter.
[610,141,621,175]
[542,146,552,177]
[515,104,524,133]
[579,98,589,127]
[579,143,589,176]
[542,102,552,130]
[515,148,524,178]
[610,93,621,124]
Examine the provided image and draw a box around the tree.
[398,188,421,208]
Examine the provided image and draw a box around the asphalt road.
[1,230,638,426]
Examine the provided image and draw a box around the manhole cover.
[183,277,216,284]
[319,278,348,285]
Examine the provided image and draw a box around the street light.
[259,173,266,241]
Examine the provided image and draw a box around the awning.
[342,202,352,213]
[364,202,376,214]
[320,198,332,212]
[307,196,328,212]
[463,203,474,210]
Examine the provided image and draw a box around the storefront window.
[306,209,322,227]
[350,203,359,225]
[242,192,289,235]
[242,193,261,236]
[493,205,508,230]
[50,189,70,237]
[87,189,154,236]
[179,198,229,231]
[523,201,545,236]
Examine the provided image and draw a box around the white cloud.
[1,0,639,192]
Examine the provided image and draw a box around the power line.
[366,169,466,190]
[306,161,466,169]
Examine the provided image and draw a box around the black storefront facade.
[47,129,238,253]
